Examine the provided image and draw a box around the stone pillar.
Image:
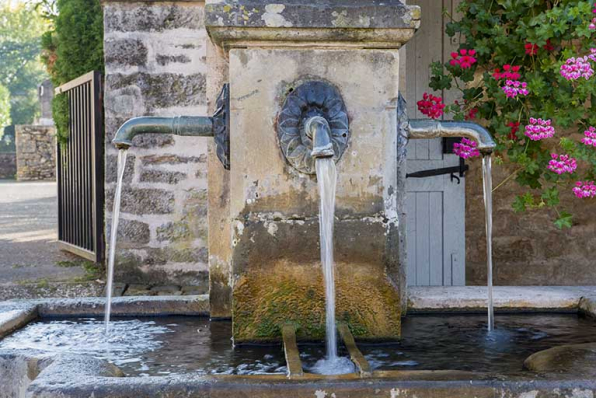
[206,1,420,342]
[102,0,211,288]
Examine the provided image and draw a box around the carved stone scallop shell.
[277,81,350,175]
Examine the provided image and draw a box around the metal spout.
[112,116,214,150]
[305,116,334,158]
[408,119,496,155]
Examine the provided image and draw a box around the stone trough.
[1,288,596,398]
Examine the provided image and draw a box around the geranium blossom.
[453,138,480,159]
[581,126,596,147]
[547,154,577,175]
[560,56,594,80]
[417,93,445,119]
[450,49,477,69]
[493,65,521,80]
[466,107,478,121]
[573,181,596,199]
[524,118,555,141]
[502,80,529,98]
[525,42,539,55]
[507,121,520,140]
[543,40,555,52]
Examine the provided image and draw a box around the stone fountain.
[112,0,496,344]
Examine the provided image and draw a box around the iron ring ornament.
[277,81,350,175]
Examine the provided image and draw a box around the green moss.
[232,265,402,342]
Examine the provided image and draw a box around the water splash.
[315,158,338,360]
[482,154,494,331]
[105,149,128,333]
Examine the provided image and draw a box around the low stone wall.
[0,152,16,179]
[15,125,56,181]
[103,1,210,288]
[466,158,596,285]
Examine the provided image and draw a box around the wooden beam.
[338,323,372,377]
[282,324,304,378]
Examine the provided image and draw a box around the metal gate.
[55,71,105,263]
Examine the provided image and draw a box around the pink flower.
[502,80,529,98]
[547,154,577,175]
[590,19,596,30]
[573,181,596,199]
[524,118,555,141]
[525,42,539,55]
[453,138,480,159]
[581,126,596,147]
[560,56,594,81]
[450,49,477,69]
[417,93,445,119]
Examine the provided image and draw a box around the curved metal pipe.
[305,116,334,158]
[112,116,214,149]
[408,119,496,155]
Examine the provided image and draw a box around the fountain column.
[205,0,420,342]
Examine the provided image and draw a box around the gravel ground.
[0,180,87,284]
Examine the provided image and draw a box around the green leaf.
[554,212,573,229]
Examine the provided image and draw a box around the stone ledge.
[35,295,210,317]
[407,286,596,313]
[206,0,420,48]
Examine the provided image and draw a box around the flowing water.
[3,314,595,376]
[482,154,494,332]
[312,158,355,375]
[105,149,128,333]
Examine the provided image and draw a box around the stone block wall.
[15,125,56,181]
[466,158,596,286]
[103,1,210,288]
[0,153,16,179]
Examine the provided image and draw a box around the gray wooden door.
[404,0,465,286]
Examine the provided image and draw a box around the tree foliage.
[429,0,596,229]
[0,1,49,125]
[38,0,104,144]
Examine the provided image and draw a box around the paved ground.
[0,180,86,284]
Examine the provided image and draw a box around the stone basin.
[1,288,596,398]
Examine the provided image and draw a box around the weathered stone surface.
[104,38,148,67]
[106,187,175,215]
[206,0,420,48]
[139,169,186,184]
[227,48,403,341]
[123,284,155,296]
[15,125,56,181]
[524,343,596,377]
[181,285,207,295]
[156,54,191,65]
[150,285,182,296]
[102,1,210,290]
[407,286,594,313]
[105,2,205,33]
[0,152,16,179]
[116,218,150,245]
[105,72,206,111]
[105,153,135,184]
[141,153,206,165]
[466,159,596,286]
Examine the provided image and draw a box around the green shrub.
[427,0,596,228]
